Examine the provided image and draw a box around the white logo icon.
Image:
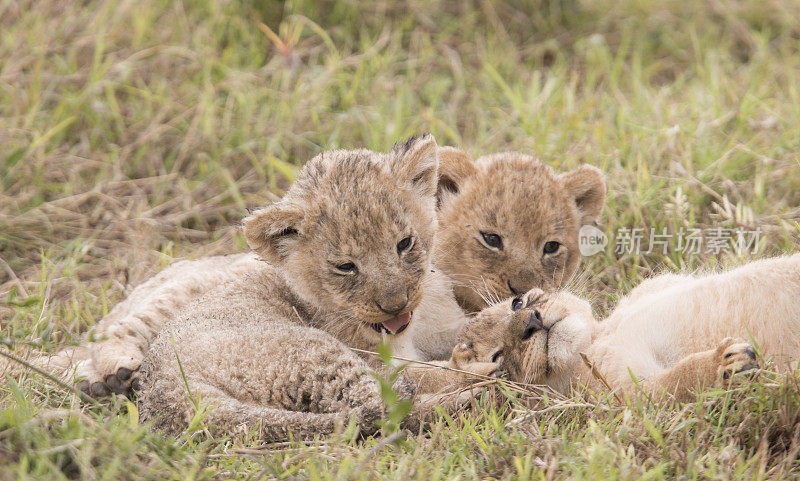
[579,225,607,257]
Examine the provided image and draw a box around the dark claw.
[79,380,91,395]
[90,381,111,397]
[105,375,127,395]
[117,368,133,380]
[131,378,141,391]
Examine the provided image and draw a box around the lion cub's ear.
[390,134,439,198]
[558,165,606,226]
[437,147,477,208]
[243,203,305,263]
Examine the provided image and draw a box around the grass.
[2,0,800,478]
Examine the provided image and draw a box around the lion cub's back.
[139,320,376,425]
[93,252,261,336]
[137,267,380,433]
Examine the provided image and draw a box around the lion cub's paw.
[450,362,503,408]
[70,359,108,398]
[448,342,504,383]
[105,366,139,395]
[715,337,759,380]
[82,343,144,398]
[458,361,504,380]
[78,361,140,398]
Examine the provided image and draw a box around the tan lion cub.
[137,137,498,440]
[436,150,605,312]
[456,255,800,401]
[41,147,605,397]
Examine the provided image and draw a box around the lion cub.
[41,147,605,397]
[436,150,605,312]
[137,137,498,440]
[457,255,800,401]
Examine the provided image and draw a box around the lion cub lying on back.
[457,255,800,401]
[138,137,499,440]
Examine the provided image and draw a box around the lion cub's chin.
[540,313,595,385]
[534,291,597,387]
[459,289,598,390]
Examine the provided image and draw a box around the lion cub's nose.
[521,310,545,340]
[376,293,409,315]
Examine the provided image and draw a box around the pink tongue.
[381,312,411,334]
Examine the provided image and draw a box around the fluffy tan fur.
[136,138,498,440]
[434,150,605,312]
[40,147,605,398]
[138,264,497,439]
[37,253,263,396]
[457,255,800,401]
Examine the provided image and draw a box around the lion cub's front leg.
[400,350,501,431]
[640,338,759,401]
[403,359,500,394]
[40,254,260,397]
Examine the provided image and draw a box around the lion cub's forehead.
[463,308,508,342]
[467,155,574,232]
[290,149,432,249]
[470,302,509,328]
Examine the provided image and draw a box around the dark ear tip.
[393,134,437,155]
[415,132,433,141]
[410,133,437,149]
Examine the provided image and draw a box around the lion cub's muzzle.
[521,309,546,341]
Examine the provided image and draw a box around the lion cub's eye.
[480,231,503,250]
[543,241,560,255]
[490,350,504,363]
[511,297,524,311]
[334,262,358,274]
[397,236,413,254]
